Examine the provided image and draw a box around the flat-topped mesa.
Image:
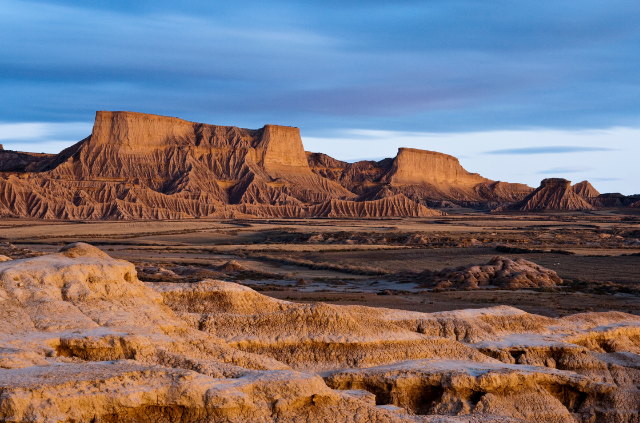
[89,112,309,173]
[540,178,572,189]
[89,111,199,152]
[384,148,487,186]
[51,111,311,181]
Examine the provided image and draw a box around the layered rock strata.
[0,112,361,219]
[2,245,640,422]
[0,111,534,219]
[4,111,636,218]
[307,150,534,207]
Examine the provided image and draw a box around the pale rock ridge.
[495,178,594,212]
[1,246,640,421]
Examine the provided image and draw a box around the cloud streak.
[486,146,616,155]
[0,0,639,131]
[538,166,595,174]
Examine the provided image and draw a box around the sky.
[1,0,639,194]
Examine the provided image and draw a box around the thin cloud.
[538,166,594,174]
[486,146,615,155]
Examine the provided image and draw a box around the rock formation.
[588,193,640,208]
[0,112,451,219]
[308,149,534,207]
[572,180,600,198]
[415,256,563,290]
[0,148,54,172]
[2,245,640,422]
[495,178,594,212]
[5,111,636,219]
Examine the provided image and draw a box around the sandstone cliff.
[0,112,461,219]
[308,148,533,207]
[14,110,637,219]
[495,178,594,212]
[0,112,362,219]
[2,245,640,422]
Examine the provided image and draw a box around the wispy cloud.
[486,146,615,155]
[538,166,594,174]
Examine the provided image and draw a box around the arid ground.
[3,211,639,317]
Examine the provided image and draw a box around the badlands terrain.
[1,111,640,422]
[2,110,638,220]
[1,213,640,422]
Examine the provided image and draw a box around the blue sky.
[1,0,639,193]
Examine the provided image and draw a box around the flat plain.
[3,211,639,317]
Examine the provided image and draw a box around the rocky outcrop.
[495,178,594,212]
[589,193,640,208]
[415,256,562,290]
[382,148,487,186]
[9,111,638,218]
[308,149,533,207]
[0,149,55,172]
[2,245,640,421]
[572,180,600,198]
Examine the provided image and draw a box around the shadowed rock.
[496,178,594,212]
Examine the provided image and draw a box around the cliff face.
[1,111,448,219]
[52,111,312,184]
[13,110,628,219]
[308,148,533,206]
[383,148,487,186]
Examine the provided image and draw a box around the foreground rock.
[1,244,640,422]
